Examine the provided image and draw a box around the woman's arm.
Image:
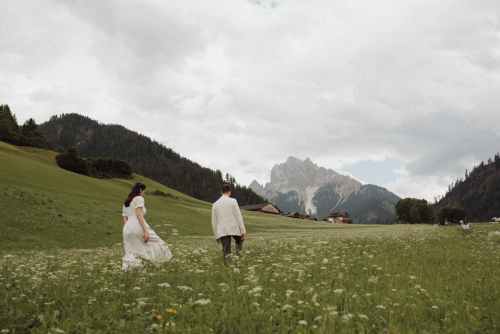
[123,216,128,226]
[136,207,149,243]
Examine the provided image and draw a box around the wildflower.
[359,315,368,320]
[282,304,293,310]
[376,305,385,309]
[333,289,343,294]
[195,299,211,305]
[133,287,141,290]
[401,313,405,319]
[474,307,479,310]
[51,301,55,305]
[167,309,174,313]
[177,286,192,291]
[158,283,170,287]
[383,329,388,333]
[432,306,438,309]
[323,259,328,263]
[261,322,264,326]
[314,316,322,321]
[253,302,260,307]
[157,315,162,321]
[299,320,307,325]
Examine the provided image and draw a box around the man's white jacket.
[212,195,246,240]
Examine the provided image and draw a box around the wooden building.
[239,203,279,215]
[284,212,301,218]
[327,212,350,224]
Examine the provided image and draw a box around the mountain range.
[250,156,401,224]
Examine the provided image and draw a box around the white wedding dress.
[122,196,172,270]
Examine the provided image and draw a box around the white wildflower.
[177,286,192,291]
[333,289,343,294]
[158,283,171,287]
[286,290,294,297]
[133,287,141,290]
[252,302,260,307]
[376,305,386,309]
[297,300,304,305]
[432,306,438,309]
[323,259,328,263]
[282,304,293,310]
[195,299,211,305]
[298,320,307,325]
[359,314,369,320]
[314,316,322,321]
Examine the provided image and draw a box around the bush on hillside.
[56,147,93,176]
[56,147,132,179]
[152,190,174,197]
[87,157,132,178]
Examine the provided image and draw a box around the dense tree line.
[56,147,132,179]
[395,198,436,224]
[39,113,266,205]
[0,104,54,150]
[433,153,500,221]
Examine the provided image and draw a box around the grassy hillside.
[0,142,375,251]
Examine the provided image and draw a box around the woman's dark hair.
[125,182,146,207]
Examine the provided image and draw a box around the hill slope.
[38,114,264,206]
[434,153,500,221]
[0,142,374,251]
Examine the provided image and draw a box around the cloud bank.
[2,0,500,201]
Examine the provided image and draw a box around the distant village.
[239,203,352,224]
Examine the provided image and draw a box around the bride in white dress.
[122,182,172,270]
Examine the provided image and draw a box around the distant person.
[122,182,172,270]
[495,229,499,235]
[212,184,246,265]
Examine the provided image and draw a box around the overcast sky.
[2,0,500,201]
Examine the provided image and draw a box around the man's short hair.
[221,184,231,194]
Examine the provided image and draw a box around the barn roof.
[240,203,278,211]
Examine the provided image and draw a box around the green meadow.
[1,141,500,333]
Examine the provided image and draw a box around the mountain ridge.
[38,113,265,206]
[250,156,401,224]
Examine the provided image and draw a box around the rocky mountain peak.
[250,156,400,223]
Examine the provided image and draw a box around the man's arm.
[212,205,220,242]
[233,200,246,239]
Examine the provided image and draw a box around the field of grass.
[1,142,500,333]
[0,142,360,251]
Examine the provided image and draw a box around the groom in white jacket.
[212,184,246,264]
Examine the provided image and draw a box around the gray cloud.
[2,0,500,201]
